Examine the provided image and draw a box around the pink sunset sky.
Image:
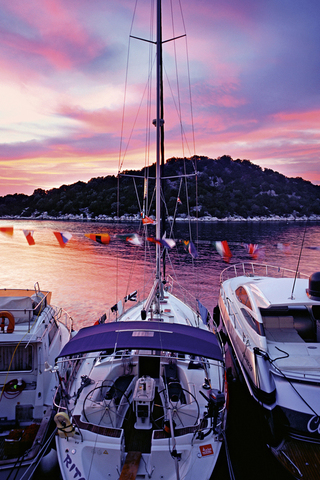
[0,0,319,196]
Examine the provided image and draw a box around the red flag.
[54,231,72,247]
[215,240,232,263]
[23,230,35,246]
[243,243,265,259]
[147,237,162,246]
[246,243,259,259]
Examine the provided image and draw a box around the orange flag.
[0,226,13,236]
[141,213,156,225]
[85,233,110,245]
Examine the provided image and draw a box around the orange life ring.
[0,311,15,333]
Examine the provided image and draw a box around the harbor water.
[1,218,319,479]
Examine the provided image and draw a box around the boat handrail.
[219,262,309,284]
[55,306,74,334]
[30,305,74,343]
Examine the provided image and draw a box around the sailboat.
[53,1,227,479]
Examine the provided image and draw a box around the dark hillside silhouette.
[1,155,319,219]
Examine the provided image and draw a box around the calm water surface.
[1,219,319,330]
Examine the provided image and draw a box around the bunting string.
[0,225,308,262]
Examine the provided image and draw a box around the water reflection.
[0,219,319,330]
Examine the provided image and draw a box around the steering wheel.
[152,382,200,430]
[83,382,131,428]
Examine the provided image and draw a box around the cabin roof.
[229,276,316,309]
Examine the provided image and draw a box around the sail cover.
[57,321,222,361]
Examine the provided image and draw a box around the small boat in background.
[0,284,73,480]
[217,263,320,479]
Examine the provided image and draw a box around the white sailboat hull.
[55,292,226,480]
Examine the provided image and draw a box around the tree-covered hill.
[1,155,320,219]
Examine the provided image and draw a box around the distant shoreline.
[1,213,320,223]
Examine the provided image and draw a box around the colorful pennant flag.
[215,240,232,263]
[85,233,110,245]
[141,214,156,225]
[147,237,162,246]
[0,226,13,236]
[94,313,107,325]
[116,233,142,246]
[197,299,208,325]
[244,243,260,260]
[111,300,123,315]
[161,237,176,249]
[53,231,72,248]
[183,240,198,259]
[126,234,143,246]
[147,237,176,249]
[111,303,118,313]
[277,243,292,254]
[124,290,137,302]
[23,230,35,246]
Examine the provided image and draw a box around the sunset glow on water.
[1,219,320,331]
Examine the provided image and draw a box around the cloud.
[0,0,319,194]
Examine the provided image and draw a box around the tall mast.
[155,0,163,285]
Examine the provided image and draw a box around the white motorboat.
[52,1,227,479]
[0,284,73,480]
[217,262,320,479]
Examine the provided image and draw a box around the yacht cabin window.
[236,286,253,310]
[0,345,33,372]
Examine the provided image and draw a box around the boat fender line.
[54,412,75,438]
[0,311,15,333]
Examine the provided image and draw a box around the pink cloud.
[0,1,106,78]
[58,105,123,133]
